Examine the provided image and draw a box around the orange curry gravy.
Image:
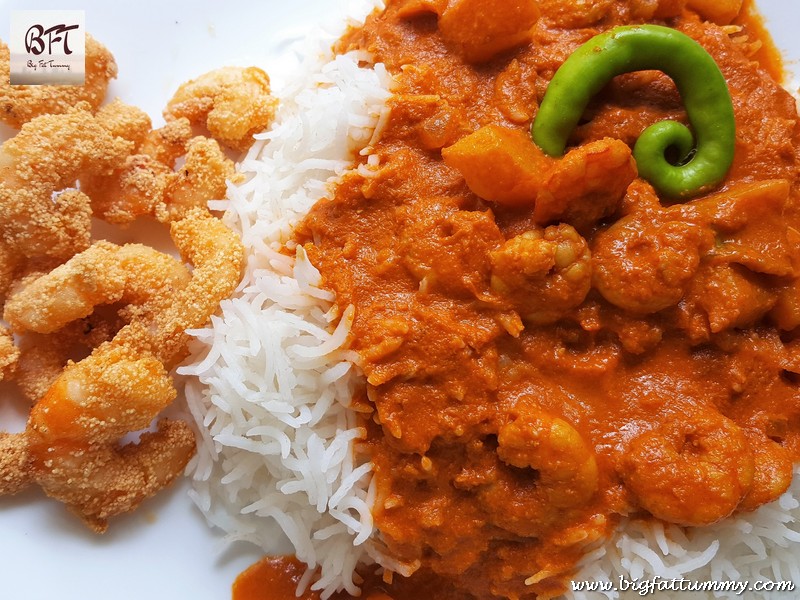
[248,1,800,599]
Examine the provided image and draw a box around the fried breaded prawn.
[31,417,196,532]
[82,132,235,225]
[164,66,278,151]
[5,242,191,335]
[94,98,152,148]
[0,432,31,496]
[0,208,243,531]
[0,36,251,532]
[156,136,238,223]
[83,154,173,224]
[140,117,194,166]
[0,190,92,307]
[144,207,246,365]
[0,35,117,128]
[18,344,194,532]
[5,242,188,403]
[0,239,18,302]
[13,310,123,405]
[107,208,246,369]
[0,325,19,382]
[0,103,131,259]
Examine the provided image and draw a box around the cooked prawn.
[686,0,743,24]
[490,224,592,325]
[619,411,755,526]
[0,208,243,530]
[4,242,190,335]
[94,98,153,149]
[738,431,794,511]
[443,127,635,230]
[129,207,246,366]
[164,66,278,152]
[79,117,194,225]
[0,103,131,259]
[82,134,235,225]
[0,239,19,304]
[0,35,251,532]
[538,0,615,28]
[478,403,599,537]
[534,138,636,232]
[83,155,174,225]
[0,35,117,128]
[0,324,19,382]
[591,184,714,314]
[155,136,238,223]
[13,320,117,405]
[0,432,31,496]
[139,117,194,167]
[22,342,193,532]
[629,0,691,20]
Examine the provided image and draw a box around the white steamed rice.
[178,2,394,596]
[569,466,800,599]
[179,3,800,599]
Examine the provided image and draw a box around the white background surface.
[0,2,798,600]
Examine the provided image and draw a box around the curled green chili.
[531,24,736,199]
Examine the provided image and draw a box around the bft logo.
[25,24,80,56]
[9,11,86,85]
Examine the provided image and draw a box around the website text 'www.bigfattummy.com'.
[571,576,796,596]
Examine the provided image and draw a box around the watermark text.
[571,575,796,596]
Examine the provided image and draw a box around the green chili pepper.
[531,24,736,199]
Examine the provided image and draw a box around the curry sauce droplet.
[231,556,466,600]
[232,556,321,600]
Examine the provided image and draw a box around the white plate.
[0,2,798,599]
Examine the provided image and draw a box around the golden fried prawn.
[0,39,249,533]
[82,155,174,225]
[0,104,131,259]
[22,343,194,531]
[0,432,31,496]
[32,419,196,532]
[122,207,245,367]
[82,134,235,225]
[0,208,242,530]
[32,345,177,446]
[139,118,194,167]
[4,241,188,404]
[0,35,117,128]
[154,136,238,223]
[16,334,81,404]
[4,241,190,335]
[80,117,194,225]
[164,66,278,151]
[0,324,19,382]
[94,99,152,148]
[0,239,19,303]
[13,310,125,404]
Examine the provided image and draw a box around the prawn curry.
[298,0,800,598]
